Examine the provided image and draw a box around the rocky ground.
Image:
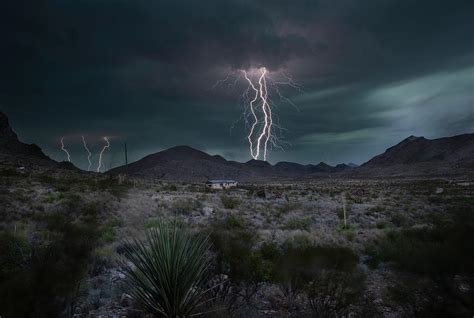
[1,166,473,317]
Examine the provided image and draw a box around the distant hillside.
[108,145,353,181]
[2,111,472,179]
[354,134,474,177]
[363,135,474,167]
[0,111,76,170]
[110,133,474,181]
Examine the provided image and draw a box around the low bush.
[365,207,474,315]
[0,211,101,317]
[283,217,312,231]
[171,198,202,215]
[220,195,241,209]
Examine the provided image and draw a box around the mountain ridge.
[1,111,472,179]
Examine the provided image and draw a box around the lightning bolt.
[242,70,259,159]
[97,137,110,173]
[60,137,71,162]
[257,68,271,161]
[81,135,92,171]
[214,67,300,161]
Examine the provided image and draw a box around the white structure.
[206,179,238,189]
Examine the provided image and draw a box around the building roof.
[206,179,238,184]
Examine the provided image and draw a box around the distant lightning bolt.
[81,136,92,171]
[60,137,71,162]
[97,137,110,173]
[242,70,259,159]
[257,68,271,161]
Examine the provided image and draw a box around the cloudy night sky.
[1,0,474,170]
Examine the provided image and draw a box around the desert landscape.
[2,1,474,316]
[1,111,473,317]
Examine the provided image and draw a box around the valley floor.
[1,167,473,317]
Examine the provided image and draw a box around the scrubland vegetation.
[0,168,473,317]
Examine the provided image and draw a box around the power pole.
[124,142,128,173]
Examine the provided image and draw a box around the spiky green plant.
[121,219,213,317]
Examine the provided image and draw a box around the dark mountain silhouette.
[110,133,474,180]
[0,112,49,160]
[353,134,474,177]
[363,135,474,167]
[1,111,472,179]
[0,111,76,170]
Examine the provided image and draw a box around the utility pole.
[124,142,128,173]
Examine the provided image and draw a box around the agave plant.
[121,219,213,317]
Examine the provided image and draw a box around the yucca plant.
[121,219,213,317]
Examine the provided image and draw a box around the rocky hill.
[353,134,474,177]
[0,111,75,170]
[107,145,356,181]
[2,111,472,179]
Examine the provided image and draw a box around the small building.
[206,179,238,189]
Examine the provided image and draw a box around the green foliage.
[283,217,312,231]
[165,183,178,191]
[366,209,474,275]
[336,223,352,231]
[220,195,241,209]
[305,269,366,316]
[366,208,474,315]
[277,202,302,215]
[375,220,389,229]
[0,211,100,317]
[122,220,213,317]
[144,217,161,229]
[101,225,117,243]
[210,222,265,283]
[269,242,364,315]
[171,198,202,215]
[222,214,247,230]
[390,213,409,227]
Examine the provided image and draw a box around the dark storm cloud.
[1,0,473,168]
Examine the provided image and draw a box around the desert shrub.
[220,195,241,209]
[305,269,365,316]
[0,168,22,178]
[144,217,160,229]
[101,225,117,243]
[347,195,363,204]
[366,210,474,274]
[209,221,267,307]
[366,207,474,315]
[368,204,386,214]
[375,220,389,229]
[165,183,178,191]
[122,220,213,317]
[283,233,312,250]
[336,223,352,231]
[171,198,202,214]
[0,211,101,317]
[283,217,312,231]
[336,207,350,220]
[270,244,364,314]
[390,212,409,227]
[222,214,247,230]
[277,201,302,215]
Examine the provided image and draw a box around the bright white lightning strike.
[60,137,71,162]
[81,135,92,171]
[97,137,110,173]
[216,67,300,161]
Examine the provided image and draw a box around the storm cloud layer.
[1,0,473,169]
